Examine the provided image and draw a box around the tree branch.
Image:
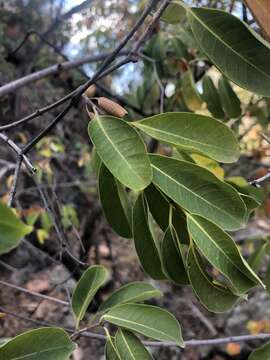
[0,51,129,98]
[1,304,270,348]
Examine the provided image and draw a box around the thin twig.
[0,280,69,306]
[2,305,270,348]
[0,50,129,99]
[0,133,35,173]
[8,156,23,207]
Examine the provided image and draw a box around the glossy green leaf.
[0,327,76,360]
[187,246,239,312]
[99,164,132,238]
[161,226,189,284]
[88,115,152,191]
[161,1,186,24]
[218,76,241,119]
[150,155,246,231]
[102,303,184,347]
[202,75,225,119]
[134,112,239,163]
[182,70,203,111]
[144,184,189,244]
[132,194,165,280]
[0,202,33,255]
[99,281,162,313]
[115,329,153,360]
[72,265,108,328]
[249,342,270,360]
[187,214,263,294]
[188,7,270,96]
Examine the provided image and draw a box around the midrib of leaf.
[189,216,255,283]
[136,123,235,157]
[96,118,144,184]
[119,332,136,360]
[152,163,241,226]
[7,345,73,360]
[189,9,270,81]
[104,314,176,342]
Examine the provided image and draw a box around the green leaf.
[134,112,239,163]
[144,184,170,231]
[72,265,108,328]
[0,327,76,360]
[92,146,102,175]
[102,303,184,347]
[191,154,224,180]
[240,194,260,220]
[88,115,152,191]
[182,70,203,111]
[188,7,270,96]
[99,281,162,313]
[161,226,189,284]
[187,246,239,312]
[248,241,268,271]
[150,154,246,231]
[132,194,165,280]
[202,75,225,119]
[171,37,189,59]
[161,1,186,24]
[99,164,132,238]
[115,329,153,359]
[0,202,32,255]
[144,184,190,244]
[187,214,263,294]
[105,340,120,360]
[105,328,120,360]
[218,76,241,119]
[249,342,270,360]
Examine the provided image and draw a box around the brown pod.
[84,84,96,98]
[97,97,128,118]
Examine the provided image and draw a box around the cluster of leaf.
[3,1,270,359]
[0,263,184,359]
[88,3,270,357]
[130,2,270,136]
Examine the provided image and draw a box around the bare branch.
[0,51,129,99]
[0,280,69,306]
[2,305,270,349]
[8,156,23,207]
[0,133,36,173]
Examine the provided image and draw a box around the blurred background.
[1,1,270,359]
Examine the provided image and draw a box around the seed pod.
[84,84,96,98]
[97,97,128,118]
